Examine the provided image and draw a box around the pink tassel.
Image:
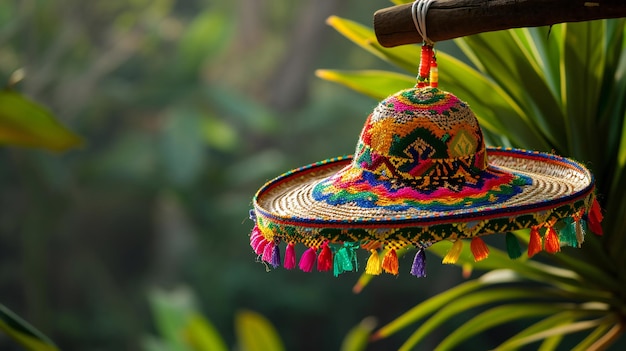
[299,247,317,272]
[253,237,269,255]
[317,242,333,272]
[262,241,275,263]
[284,243,296,270]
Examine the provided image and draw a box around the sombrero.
[249,86,603,277]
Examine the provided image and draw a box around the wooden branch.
[374,0,626,47]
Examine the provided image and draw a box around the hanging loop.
[411,0,436,45]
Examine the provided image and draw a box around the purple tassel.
[270,244,281,268]
[262,241,275,263]
[299,247,317,272]
[410,249,426,277]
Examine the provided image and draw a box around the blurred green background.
[0,0,472,350]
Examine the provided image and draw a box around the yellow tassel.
[442,240,463,264]
[365,250,382,275]
[381,249,399,275]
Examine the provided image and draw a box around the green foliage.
[321,5,626,350]
[145,288,375,351]
[0,304,59,351]
[0,90,82,151]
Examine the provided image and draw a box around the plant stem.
[588,320,625,351]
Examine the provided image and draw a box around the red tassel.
[381,249,399,275]
[470,237,489,261]
[317,242,333,272]
[588,198,604,235]
[284,243,296,270]
[528,226,542,258]
[544,226,561,253]
[298,247,317,273]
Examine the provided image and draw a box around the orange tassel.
[527,226,542,258]
[442,240,463,264]
[544,226,561,253]
[470,237,489,261]
[381,249,399,275]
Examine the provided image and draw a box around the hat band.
[356,145,488,180]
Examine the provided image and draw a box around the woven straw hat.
[249,87,602,277]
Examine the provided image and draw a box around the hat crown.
[353,87,488,181]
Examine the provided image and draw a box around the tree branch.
[374,0,626,47]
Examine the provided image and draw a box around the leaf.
[339,317,377,351]
[0,304,59,351]
[325,16,418,74]
[434,303,598,351]
[183,314,228,351]
[315,70,414,100]
[148,288,198,351]
[235,310,285,351]
[0,90,82,152]
[398,287,564,351]
[372,270,519,340]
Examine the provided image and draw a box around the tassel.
[429,55,439,87]
[544,226,561,253]
[262,241,275,263]
[381,249,399,275]
[298,247,317,272]
[505,232,522,259]
[417,45,433,87]
[270,244,281,268]
[365,250,382,275]
[470,237,489,262]
[333,242,359,277]
[559,218,578,247]
[587,198,604,235]
[284,243,296,269]
[410,248,427,277]
[253,237,269,256]
[527,226,542,258]
[249,209,257,221]
[442,240,463,264]
[575,218,586,246]
[317,242,333,272]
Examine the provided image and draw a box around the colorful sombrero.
[249,86,603,277]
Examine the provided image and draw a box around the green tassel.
[559,217,579,247]
[333,242,359,277]
[505,232,522,259]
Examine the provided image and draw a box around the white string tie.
[411,0,436,45]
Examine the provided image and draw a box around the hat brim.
[254,147,594,245]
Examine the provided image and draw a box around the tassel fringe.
[381,249,399,275]
[544,226,561,253]
[442,240,463,264]
[528,226,542,258]
[505,232,522,259]
[587,198,604,235]
[365,250,382,275]
[559,218,578,247]
[410,248,427,277]
[284,243,296,269]
[470,237,489,262]
[299,247,317,272]
[317,242,333,272]
[270,243,281,268]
